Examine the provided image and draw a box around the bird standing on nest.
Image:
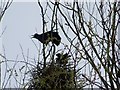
[56,53,71,66]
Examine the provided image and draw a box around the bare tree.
[1,0,120,89]
[0,0,13,88]
[27,0,120,89]
[55,0,120,89]
[0,0,13,21]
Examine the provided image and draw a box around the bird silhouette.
[56,53,70,66]
[32,31,61,46]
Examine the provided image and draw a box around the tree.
[27,0,79,89]
[1,0,120,89]
[27,53,75,89]
[54,1,120,89]
[27,0,120,89]
[0,1,12,21]
[0,0,13,88]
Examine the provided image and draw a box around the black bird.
[32,31,61,46]
[56,53,71,65]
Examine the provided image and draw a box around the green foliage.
[27,53,75,89]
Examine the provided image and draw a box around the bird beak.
[31,35,34,38]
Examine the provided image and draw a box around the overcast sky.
[1,1,69,87]
[2,2,42,59]
[1,0,118,88]
[1,2,45,87]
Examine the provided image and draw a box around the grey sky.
[1,0,118,88]
[1,1,69,87]
[2,2,41,59]
[0,1,90,87]
[1,2,43,87]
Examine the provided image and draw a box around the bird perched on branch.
[32,31,61,46]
